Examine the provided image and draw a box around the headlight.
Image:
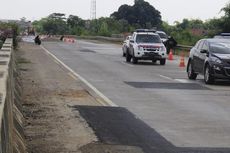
[211,56,222,64]
[159,46,166,52]
[138,46,144,51]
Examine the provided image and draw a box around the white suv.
[126,29,167,65]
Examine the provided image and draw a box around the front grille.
[225,68,230,76]
[144,52,158,56]
[222,59,230,65]
[145,48,159,51]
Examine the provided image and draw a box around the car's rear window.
[210,43,230,54]
[136,34,161,43]
[157,33,168,39]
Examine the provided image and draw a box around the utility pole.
[90,0,96,20]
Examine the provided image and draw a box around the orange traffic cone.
[168,49,174,60]
[179,52,186,67]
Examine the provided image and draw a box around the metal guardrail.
[0,39,26,153]
[75,36,193,49]
[175,44,193,51]
[75,36,123,42]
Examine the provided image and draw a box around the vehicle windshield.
[157,33,168,39]
[210,43,230,54]
[136,34,161,43]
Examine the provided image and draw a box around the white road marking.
[68,72,78,80]
[158,75,174,81]
[174,79,193,83]
[40,45,118,107]
[159,75,194,84]
[121,61,135,67]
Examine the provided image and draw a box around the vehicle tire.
[152,59,157,63]
[187,60,197,80]
[204,65,215,84]
[132,57,138,64]
[160,59,166,65]
[126,51,131,62]
[123,48,126,57]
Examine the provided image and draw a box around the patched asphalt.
[125,82,210,90]
[73,106,230,153]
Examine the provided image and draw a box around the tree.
[99,21,109,36]
[67,15,85,28]
[220,3,230,32]
[48,13,66,20]
[111,0,162,28]
[34,13,69,35]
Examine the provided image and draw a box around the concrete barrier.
[0,39,26,153]
[75,36,124,43]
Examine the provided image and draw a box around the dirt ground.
[17,42,102,153]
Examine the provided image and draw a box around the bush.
[0,40,3,49]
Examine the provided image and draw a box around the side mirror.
[130,40,134,43]
[200,49,208,54]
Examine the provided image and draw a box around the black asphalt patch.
[73,106,230,153]
[125,82,210,90]
[78,48,96,53]
[73,106,176,153]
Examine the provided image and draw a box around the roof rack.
[135,29,156,33]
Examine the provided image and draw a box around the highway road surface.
[40,40,230,152]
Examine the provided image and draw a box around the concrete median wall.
[0,39,26,153]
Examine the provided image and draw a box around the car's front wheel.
[160,59,166,65]
[126,51,131,62]
[123,48,126,57]
[152,59,157,63]
[204,65,215,84]
[132,57,138,64]
[187,60,197,80]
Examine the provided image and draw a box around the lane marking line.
[68,72,78,80]
[158,75,174,81]
[121,61,135,67]
[40,45,118,107]
[174,79,192,83]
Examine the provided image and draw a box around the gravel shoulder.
[17,42,101,153]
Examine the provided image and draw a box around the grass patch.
[17,58,31,64]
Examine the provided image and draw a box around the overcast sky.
[0,0,229,24]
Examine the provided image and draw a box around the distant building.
[190,28,207,36]
[0,18,34,35]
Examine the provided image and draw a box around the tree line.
[32,0,230,45]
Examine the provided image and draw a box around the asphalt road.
[42,40,230,150]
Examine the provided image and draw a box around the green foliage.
[0,40,3,49]
[31,1,230,46]
[220,3,230,32]
[33,13,69,35]
[67,15,85,28]
[111,0,162,28]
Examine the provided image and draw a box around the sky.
[0,0,229,24]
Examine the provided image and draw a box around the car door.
[129,34,135,56]
[199,41,209,73]
[193,40,204,72]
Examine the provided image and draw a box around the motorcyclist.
[165,36,177,54]
[34,35,41,45]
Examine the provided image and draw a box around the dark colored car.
[214,33,230,39]
[187,38,230,84]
